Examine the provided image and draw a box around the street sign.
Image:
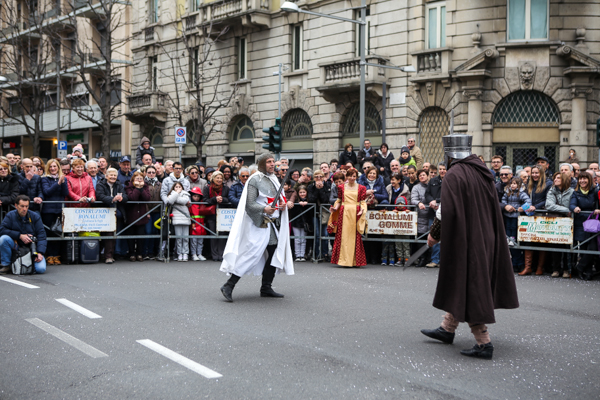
[175,127,187,144]
[58,141,67,151]
[57,150,67,158]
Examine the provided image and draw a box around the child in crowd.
[398,146,416,169]
[382,173,411,266]
[167,181,191,261]
[188,187,207,261]
[502,177,531,271]
[136,137,156,167]
[290,185,311,262]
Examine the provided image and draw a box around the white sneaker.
[192,255,200,261]
[183,254,188,262]
[177,254,183,261]
[197,254,206,261]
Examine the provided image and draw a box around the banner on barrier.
[366,210,417,236]
[217,209,237,232]
[517,216,573,245]
[62,208,116,233]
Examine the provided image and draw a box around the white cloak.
[220,172,294,277]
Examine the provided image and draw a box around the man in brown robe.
[421,133,519,360]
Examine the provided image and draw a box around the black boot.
[220,275,240,302]
[460,342,494,360]
[261,265,284,298]
[420,327,455,344]
[0,265,11,274]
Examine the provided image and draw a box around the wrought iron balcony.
[126,91,169,123]
[316,55,389,100]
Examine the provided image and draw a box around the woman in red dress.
[330,168,368,267]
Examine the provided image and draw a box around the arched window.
[150,127,164,157]
[282,108,312,138]
[230,115,254,141]
[342,102,381,136]
[493,91,560,127]
[418,107,449,165]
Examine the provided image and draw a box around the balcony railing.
[145,26,154,42]
[320,56,388,84]
[184,14,197,32]
[411,48,453,75]
[199,0,270,26]
[126,91,169,122]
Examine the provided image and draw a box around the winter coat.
[357,147,376,167]
[357,174,389,204]
[411,181,429,233]
[0,209,47,254]
[135,136,156,166]
[386,183,411,210]
[17,172,43,212]
[145,178,162,202]
[125,181,151,226]
[201,185,230,221]
[0,173,20,212]
[167,190,191,226]
[66,171,96,208]
[96,179,128,219]
[495,181,510,208]
[290,196,312,229]
[526,179,552,210]
[284,188,297,205]
[41,175,69,214]
[569,187,599,242]
[338,150,357,167]
[117,169,135,186]
[409,145,424,170]
[160,173,191,203]
[188,203,206,235]
[307,180,331,206]
[329,185,338,204]
[186,175,207,194]
[399,155,416,168]
[501,189,531,218]
[424,175,443,218]
[374,150,394,178]
[545,186,574,215]
[228,181,245,207]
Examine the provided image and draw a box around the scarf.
[581,188,589,195]
[50,174,59,179]
[210,183,223,193]
[145,177,158,186]
[400,154,412,164]
[366,178,376,190]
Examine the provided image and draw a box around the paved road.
[1,260,599,399]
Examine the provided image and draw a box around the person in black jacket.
[0,162,19,214]
[41,160,70,265]
[96,168,128,264]
[357,139,376,168]
[290,185,312,262]
[201,171,230,261]
[570,172,600,280]
[373,143,394,179]
[17,158,43,213]
[424,162,446,268]
[338,143,358,168]
[307,170,331,261]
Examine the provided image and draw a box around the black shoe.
[220,283,234,302]
[420,327,455,344]
[0,265,11,274]
[460,342,494,359]
[260,286,284,298]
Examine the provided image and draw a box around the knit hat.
[140,136,150,145]
[401,146,410,155]
[73,144,84,154]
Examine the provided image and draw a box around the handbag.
[583,214,600,233]
[197,187,217,215]
[304,222,313,234]
[51,216,62,235]
[11,245,34,275]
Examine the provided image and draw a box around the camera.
[29,235,38,256]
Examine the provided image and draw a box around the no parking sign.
[175,127,187,144]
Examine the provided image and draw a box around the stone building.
[128,0,600,171]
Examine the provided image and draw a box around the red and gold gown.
[330,183,367,267]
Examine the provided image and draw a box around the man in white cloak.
[219,153,294,302]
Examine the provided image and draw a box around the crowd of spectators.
[0,135,597,281]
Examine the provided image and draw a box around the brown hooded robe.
[432,154,519,324]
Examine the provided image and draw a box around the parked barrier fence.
[0,201,598,262]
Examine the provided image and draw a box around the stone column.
[570,87,592,165]
[463,89,484,156]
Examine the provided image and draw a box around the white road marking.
[26,318,108,358]
[55,298,102,319]
[0,276,39,289]
[137,339,222,379]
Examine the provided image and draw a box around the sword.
[270,159,295,208]
[404,244,429,270]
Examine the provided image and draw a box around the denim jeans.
[0,235,46,273]
[428,218,440,264]
[313,217,329,258]
[505,217,524,266]
[143,212,160,256]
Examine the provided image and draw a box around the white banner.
[62,208,116,233]
[216,209,236,232]
[517,216,574,245]
[366,210,418,236]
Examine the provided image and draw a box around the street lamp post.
[281,1,415,152]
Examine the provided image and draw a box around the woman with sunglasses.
[185,165,207,193]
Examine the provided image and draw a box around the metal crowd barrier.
[0,200,598,262]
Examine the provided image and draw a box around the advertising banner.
[366,210,418,236]
[62,208,116,233]
[217,209,237,232]
[517,216,573,245]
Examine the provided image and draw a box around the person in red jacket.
[66,159,95,207]
[125,171,151,261]
[189,187,206,261]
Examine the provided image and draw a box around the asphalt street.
[1,259,599,399]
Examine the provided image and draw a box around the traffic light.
[262,118,282,153]
[596,117,600,147]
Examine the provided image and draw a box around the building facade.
[129,0,600,171]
